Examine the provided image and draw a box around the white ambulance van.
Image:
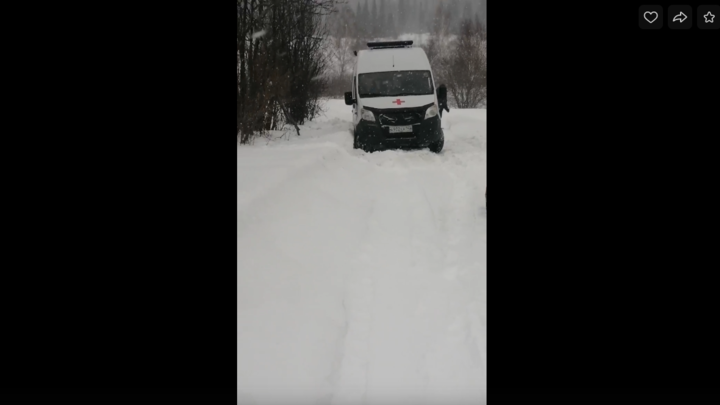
[344,41,447,153]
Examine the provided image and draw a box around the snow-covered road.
[238,99,486,405]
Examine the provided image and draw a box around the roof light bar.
[366,40,413,49]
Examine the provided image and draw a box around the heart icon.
[644,11,658,23]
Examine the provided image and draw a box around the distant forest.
[325,0,487,38]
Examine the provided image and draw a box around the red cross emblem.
[393,99,405,105]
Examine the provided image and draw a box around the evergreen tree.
[429,0,434,31]
[463,1,473,25]
[421,2,427,33]
[354,1,361,38]
[406,0,413,33]
[443,0,452,34]
[388,12,397,38]
[479,0,486,26]
[433,1,443,35]
[371,0,378,38]
[446,1,456,35]
[406,0,415,33]
[345,4,356,38]
[360,0,369,38]
[379,0,386,37]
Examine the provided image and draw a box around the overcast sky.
[343,0,487,15]
[345,0,487,6]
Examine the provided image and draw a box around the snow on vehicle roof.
[357,47,431,74]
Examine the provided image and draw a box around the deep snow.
[238,99,486,405]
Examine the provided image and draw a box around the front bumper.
[355,108,443,150]
[355,117,443,149]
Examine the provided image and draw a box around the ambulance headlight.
[361,108,375,122]
[425,104,438,119]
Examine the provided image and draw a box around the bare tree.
[422,1,453,74]
[237,0,344,143]
[440,18,486,108]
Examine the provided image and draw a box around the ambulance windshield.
[358,71,434,98]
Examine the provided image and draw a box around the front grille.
[378,111,424,126]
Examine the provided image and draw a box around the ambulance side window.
[352,76,356,101]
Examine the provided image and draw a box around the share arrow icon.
[673,12,688,23]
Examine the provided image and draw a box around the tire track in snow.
[418,136,486,403]
[330,201,376,405]
[362,172,451,405]
[329,153,484,405]
[331,256,376,404]
[239,101,486,405]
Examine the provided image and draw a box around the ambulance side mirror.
[344,92,355,106]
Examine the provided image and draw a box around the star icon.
[704,11,715,23]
